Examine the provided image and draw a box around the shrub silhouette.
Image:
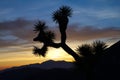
[76,41,107,66]
[75,41,107,80]
[92,41,107,56]
[33,6,108,80]
[77,44,93,57]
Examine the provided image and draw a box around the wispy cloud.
[0,18,35,48]
[74,8,120,20]
[0,8,13,21]
[0,8,13,16]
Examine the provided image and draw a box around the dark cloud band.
[0,19,120,48]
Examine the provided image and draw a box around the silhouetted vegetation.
[32,6,120,80]
[75,41,107,80]
[52,6,72,43]
[33,6,80,61]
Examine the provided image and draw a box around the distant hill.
[0,60,74,73]
[26,60,75,69]
[0,60,81,80]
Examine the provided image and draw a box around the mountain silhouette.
[0,60,74,73]
[0,60,80,80]
[24,60,74,69]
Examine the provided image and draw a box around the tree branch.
[61,43,80,61]
[47,41,80,61]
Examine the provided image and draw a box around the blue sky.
[0,0,120,27]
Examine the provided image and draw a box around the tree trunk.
[61,43,80,61]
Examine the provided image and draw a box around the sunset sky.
[0,0,120,70]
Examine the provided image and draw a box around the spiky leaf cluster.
[60,6,72,17]
[76,41,107,57]
[45,31,55,43]
[92,41,107,55]
[77,44,93,57]
[33,21,55,43]
[34,21,48,32]
[52,6,72,23]
[33,46,47,57]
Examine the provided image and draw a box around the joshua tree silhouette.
[33,6,80,61]
[33,6,108,80]
[32,5,108,67]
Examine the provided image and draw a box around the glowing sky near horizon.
[0,0,120,70]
